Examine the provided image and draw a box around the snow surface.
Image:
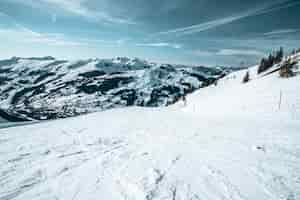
[0,59,300,200]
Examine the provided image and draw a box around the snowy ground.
[0,64,300,200]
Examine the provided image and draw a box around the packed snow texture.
[0,54,300,200]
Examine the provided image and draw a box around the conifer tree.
[242,71,250,83]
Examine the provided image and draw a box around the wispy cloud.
[154,0,300,37]
[191,49,264,57]
[0,26,89,46]
[136,42,182,49]
[155,15,246,37]
[45,0,136,24]
[79,38,128,47]
[254,0,300,16]
[216,49,264,56]
[6,0,136,24]
[0,25,132,48]
[263,29,299,36]
[0,9,128,47]
[191,50,215,57]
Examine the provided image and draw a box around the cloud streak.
[155,0,300,37]
[0,25,131,48]
[216,49,264,56]
[136,42,182,49]
[43,0,136,24]
[263,29,299,36]
[191,49,264,57]
[5,0,136,24]
[0,26,89,46]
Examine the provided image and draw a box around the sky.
[0,0,300,67]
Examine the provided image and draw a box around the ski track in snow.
[1,59,300,200]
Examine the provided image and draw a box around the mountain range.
[0,56,234,121]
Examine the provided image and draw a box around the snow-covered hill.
[0,53,299,200]
[0,57,230,121]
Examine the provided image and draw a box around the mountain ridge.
[0,56,234,121]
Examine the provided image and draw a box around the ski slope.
[0,60,300,200]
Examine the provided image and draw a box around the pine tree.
[258,58,266,74]
[279,58,296,78]
[275,47,284,63]
[242,71,250,83]
[257,47,284,74]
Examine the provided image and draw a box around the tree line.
[257,47,284,74]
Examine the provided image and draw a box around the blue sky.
[0,0,300,67]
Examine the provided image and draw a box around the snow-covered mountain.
[0,52,299,200]
[0,56,230,121]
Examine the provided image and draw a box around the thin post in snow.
[278,90,282,110]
